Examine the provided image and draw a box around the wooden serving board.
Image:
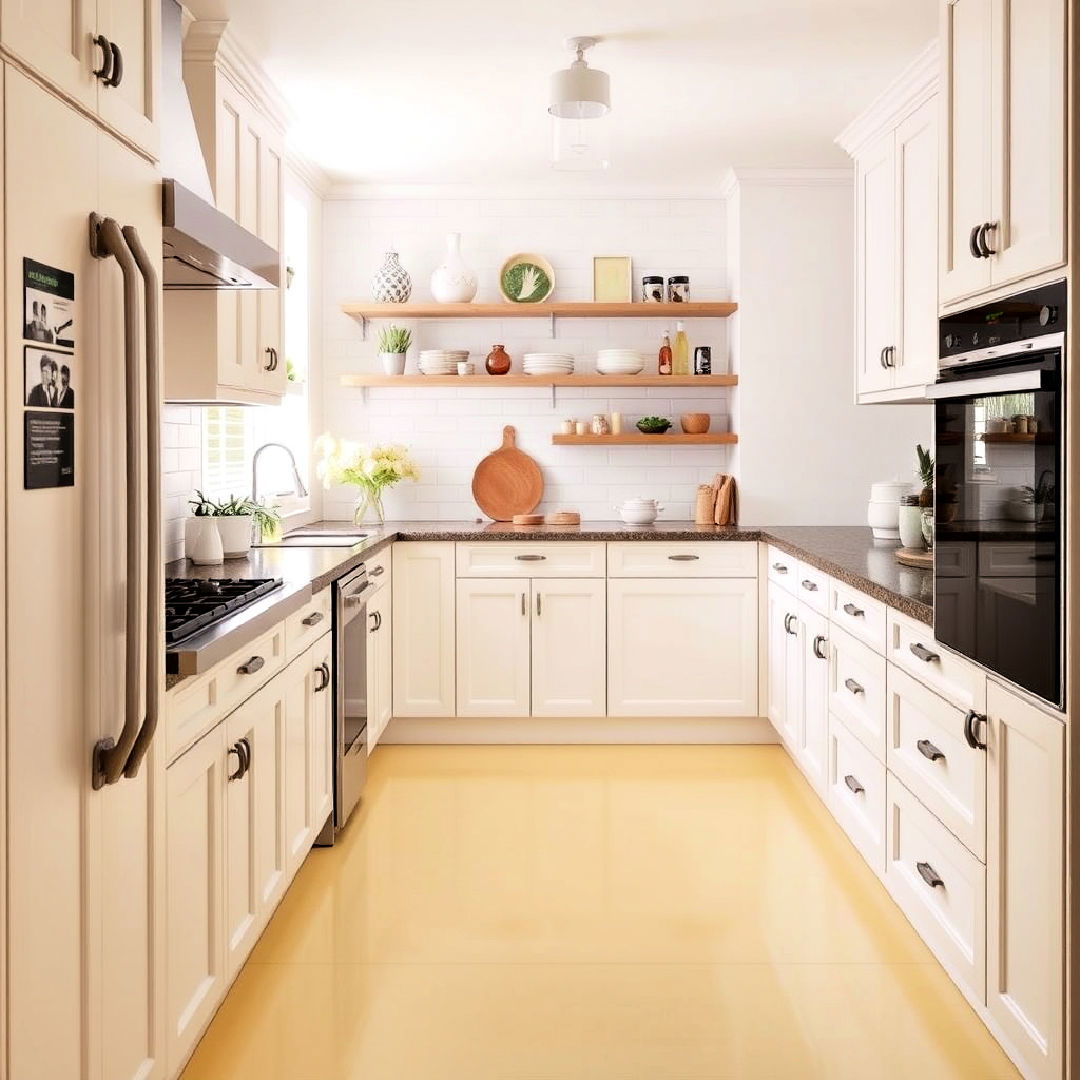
[472,426,544,521]
[896,547,933,568]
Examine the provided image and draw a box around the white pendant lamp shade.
[549,60,610,119]
[549,37,610,171]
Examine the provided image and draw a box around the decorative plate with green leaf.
[499,253,555,304]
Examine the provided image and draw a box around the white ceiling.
[184,0,937,190]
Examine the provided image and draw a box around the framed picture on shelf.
[592,256,632,302]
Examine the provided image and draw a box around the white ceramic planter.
[189,517,224,565]
[379,351,407,375]
[898,505,925,548]
[217,515,253,558]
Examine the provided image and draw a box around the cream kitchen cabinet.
[281,651,317,872]
[608,577,758,717]
[794,604,830,792]
[455,577,606,718]
[310,632,335,819]
[366,583,394,750]
[985,681,1063,1080]
[939,0,1066,306]
[0,0,159,157]
[393,542,456,717]
[766,581,801,746]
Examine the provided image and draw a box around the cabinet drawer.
[766,545,798,589]
[608,541,757,578]
[827,714,887,875]
[887,666,986,860]
[829,581,887,654]
[888,609,986,713]
[284,590,332,657]
[794,561,829,615]
[829,624,887,762]
[456,542,605,578]
[885,775,986,1002]
[364,546,392,585]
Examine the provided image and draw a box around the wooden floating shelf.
[552,433,738,446]
[340,373,738,389]
[342,300,737,320]
[979,431,1053,444]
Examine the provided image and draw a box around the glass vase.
[353,489,386,526]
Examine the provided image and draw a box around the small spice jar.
[1014,414,1030,434]
[667,275,690,303]
[898,494,925,550]
[560,419,576,435]
[641,276,664,303]
[574,420,588,436]
[591,413,610,436]
[693,346,712,375]
[611,411,623,434]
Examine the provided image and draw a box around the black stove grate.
[164,577,283,645]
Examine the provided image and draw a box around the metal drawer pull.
[844,678,864,696]
[227,740,248,782]
[963,710,987,751]
[369,565,385,576]
[916,861,945,889]
[668,554,700,561]
[812,634,828,660]
[369,611,382,633]
[909,642,940,663]
[917,739,945,763]
[515,554,546,561]
[237,655,265,676]
[772,562,788,573]
[783,613,797,636]
[301,611,325,627]
[314,662,331,693]
[844,774,864,795]
[93,35,113,80]
[842,602,864,618]
[107,40,124,87]
[521,592,527,616]
[801,579,818,591]
[536,592,542,617]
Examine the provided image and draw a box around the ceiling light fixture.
[549,36,610,171]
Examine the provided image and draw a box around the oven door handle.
[341,579,377,607]
[927,368,1047,400]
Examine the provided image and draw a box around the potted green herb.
[916,444,934,508]
[377,324,411,376]
[187,490,224,564]
[188,492,283,557]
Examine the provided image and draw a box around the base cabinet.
[986,681,1063,1080]
[795,605,829,792]
[531,579,606,716]
[767,582,800,745]
[366,584,393,749]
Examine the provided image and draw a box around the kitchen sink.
[255,530,369,548]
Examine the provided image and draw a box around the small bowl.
[636,418,672,435]
[680,413,711,434]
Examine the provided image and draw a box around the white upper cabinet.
[839,43,939,403]
[0,0,159,157]
[939,0,1065,306]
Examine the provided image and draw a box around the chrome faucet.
[251,442,309,504]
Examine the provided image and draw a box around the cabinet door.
[96,0,159,157]
[256,126,286,395]
[986,682,1063,1080]
[456,578,531,717]
[366,590,392,750]
[767,583,798,744]
[393,543,456,716]
[988,0,1066,286]
[855,133,897,394]
[0,0,96,112]
[165,727,226,1073]
[311,634,334,826]
[608,578,758,717]
[531,578,606,717]
[223,703,259,977]
[281,654,315,872]
[797,605,829,792]
[893,96,938,391]
[940,0,994,305]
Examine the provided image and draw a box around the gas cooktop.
[164,577,284,646]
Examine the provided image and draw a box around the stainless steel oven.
[930,281,1065,708]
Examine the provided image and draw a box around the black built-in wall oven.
[930,281,1065,708]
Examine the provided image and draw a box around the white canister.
[898,499,925,549]
[217,515,254,558]
[189,517,224,565]
[867,480,911,540]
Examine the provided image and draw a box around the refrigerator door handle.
[120,223,162,779]
[90,214,147,789]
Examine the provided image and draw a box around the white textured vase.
[189,517,223,565]
[217,515,253,558]
[430,232,478,303]
[371,251,412,303]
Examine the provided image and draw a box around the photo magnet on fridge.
[23,258,75,350]
[24,346,75,409]
[24,411,74,489]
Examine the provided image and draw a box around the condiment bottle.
[658,332,673,376]
[673,322,690,376]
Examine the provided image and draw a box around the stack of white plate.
[596,349,645,375]
[418,349,468,375]
[523,352,575,376]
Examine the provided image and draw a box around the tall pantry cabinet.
[4,62,165,1080]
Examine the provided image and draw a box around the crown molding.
[287,150,333,198]
[835,39,940,156]
[322,180,734,201]
[719,167,852,199]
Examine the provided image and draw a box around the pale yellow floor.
[181,745,1020,1080]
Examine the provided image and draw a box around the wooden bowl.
[680,413,711,434]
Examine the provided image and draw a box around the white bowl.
[616,502,663,525]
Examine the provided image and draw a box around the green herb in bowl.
[636,416,672,434]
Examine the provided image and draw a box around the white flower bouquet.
[314,434,419,525]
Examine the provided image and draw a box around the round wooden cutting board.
[472,426,544,521]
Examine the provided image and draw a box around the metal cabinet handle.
[812,634,828,660]
[301,611,325,627]
[521,592,527,616]
[979,221,998,256]
[916,861,945,889]
[917,738,945,763]
[264,346,276,371]
[909,642,940,663]
[844,677,864,696]
[969,224,982,259]
[842,602,864,618]
[771,562,788,574]
[963,710,987,751]
[801,579,818,592]
[238,655,265,675]
[515,554,546,561]
[879,346,888,370]
[844,774,864,795]
[93,34,113,81]
[369,611,382,633]
[783,613,797,635]
[314,662,331,692]
[107,40,123,87]
[369,565,385,576]
[536,592,542,617]
[228,740,247,782]
[668,554,700,561]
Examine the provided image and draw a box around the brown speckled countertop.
[166,520,931,690]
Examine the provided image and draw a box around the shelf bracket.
[551,383,557,409]
[549,312,556,338]
[358,315,367,341]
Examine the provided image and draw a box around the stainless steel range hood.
[160,0,279,290]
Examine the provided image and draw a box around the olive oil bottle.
[673,322,690,376]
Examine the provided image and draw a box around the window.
[202,406,250,500]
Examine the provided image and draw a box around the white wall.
[726,170,932,524]
[162,405,202,563]
[321,196,734,521]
